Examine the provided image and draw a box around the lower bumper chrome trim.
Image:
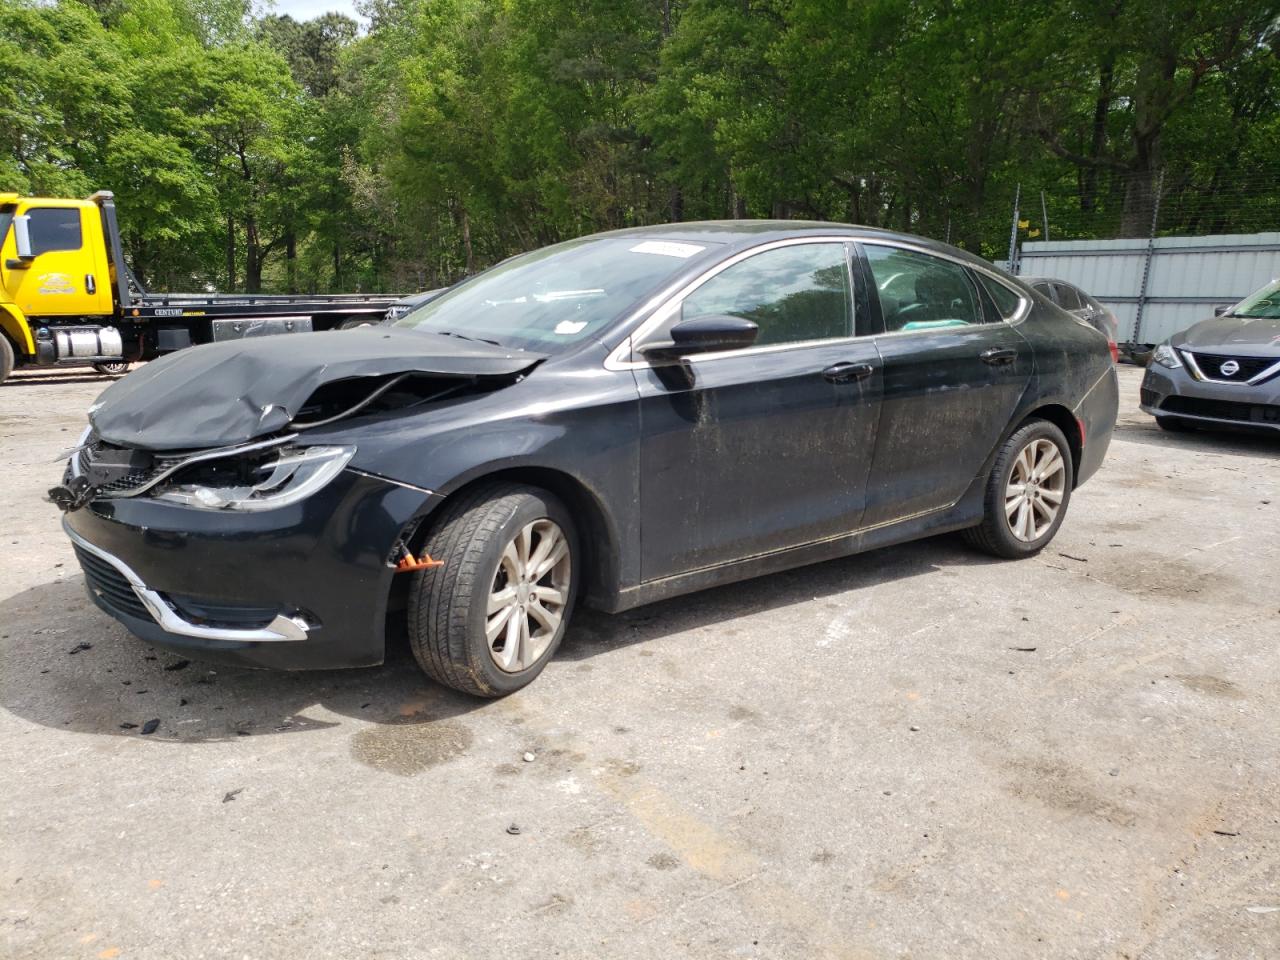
[63,521,310,643]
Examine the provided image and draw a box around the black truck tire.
[0,335,14,385]
[407,483,578,697]
[92,361,130,376]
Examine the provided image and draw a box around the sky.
[265,0,363,22]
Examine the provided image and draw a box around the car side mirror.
[1213,304,1231,317]
[13,214,34,260]
[638,315,759,361]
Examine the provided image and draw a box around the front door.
[1,202,112,318]
[859,242,1033,527]
[634,240,883,581]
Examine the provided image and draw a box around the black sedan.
[1140,278,1280,433]
[54,222,1118,696]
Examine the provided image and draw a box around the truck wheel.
[92,361,129,376]
[0,336,12,385]
[962,419,1073,559]
[407,483,578,697]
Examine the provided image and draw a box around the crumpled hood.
[1174,314,1280,355]
[89,327,545,451]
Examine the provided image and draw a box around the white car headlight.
[1151,343,1182,369]
[155,445,355,511]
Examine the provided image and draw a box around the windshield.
[392,236,719,352]
[1233,279,1280,319]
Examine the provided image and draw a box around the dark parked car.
[54,222,1118,696]
[1140,278,1280,433]
[1023,276,1120,347]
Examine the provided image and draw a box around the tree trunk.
[1081,58,1114,213]
[225,216,236,292]
[244,215,263,293]
[460,206,474,275]
[285,230,297,294]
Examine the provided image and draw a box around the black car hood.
[1174,314,1280,354]
[89,327,544,450]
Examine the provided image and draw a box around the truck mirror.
[13,214,34,260]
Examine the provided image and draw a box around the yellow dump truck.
[0,191,400,384]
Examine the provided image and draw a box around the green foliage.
[1,0,1276,291]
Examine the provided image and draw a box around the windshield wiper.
[434,330,503,347]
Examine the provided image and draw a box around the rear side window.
[864,245,984,332]
[977,274,1025,320]
[1032,281,1055,301]
[26,208,82,255]
[1054,283,1084,310]
[681,242,852,346]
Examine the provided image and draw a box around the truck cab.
[0,192,129,382]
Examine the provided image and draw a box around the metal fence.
[1003,232,1280,346]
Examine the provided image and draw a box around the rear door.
[633,239,883,580]
[859,242,1032,527]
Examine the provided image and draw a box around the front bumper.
[63,470,437,669]
[1140,362,1280,432]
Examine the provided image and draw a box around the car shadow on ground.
[1113,417,1280,460]
[0,535,999,744]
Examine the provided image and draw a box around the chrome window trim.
[604,235,857,371]
[64,522,310,643]
[606,234,1032,369]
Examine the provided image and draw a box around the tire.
[1155,415,1193,433]
[407,483,578,697]
[962,419,1074,559]
[0,335,13,385]
[92,361,129,376]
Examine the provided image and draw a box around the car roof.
[593,220,1005,274]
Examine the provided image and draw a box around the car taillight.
[1107,339,1118,363]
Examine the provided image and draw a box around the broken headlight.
[154,445,355,511]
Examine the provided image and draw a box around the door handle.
[980,346,1018,366]
[85,274,96,294]
[822,361,875,384]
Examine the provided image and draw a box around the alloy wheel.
[485,519,571,672]
[1004,438,1066,542]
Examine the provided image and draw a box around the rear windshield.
[392,237,720,353]
[1233,279,1280,319]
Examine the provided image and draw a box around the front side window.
[680,243,852,346]
[865,245,983,332]
[26,208,82,255]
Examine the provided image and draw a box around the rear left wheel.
[963,419,1073,559]
[407,483,577,697]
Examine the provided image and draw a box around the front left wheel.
[408,483,577,697]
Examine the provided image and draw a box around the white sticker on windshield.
[629,240,705,258]
[554,320,588,335]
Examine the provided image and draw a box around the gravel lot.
[2,364,1278,960]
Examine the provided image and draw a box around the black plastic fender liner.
[88,326,544,451]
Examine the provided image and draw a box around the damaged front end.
[50,430,352,514]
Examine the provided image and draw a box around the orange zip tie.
[395,550,444,572]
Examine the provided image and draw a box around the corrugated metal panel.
[1010,233,1280,344]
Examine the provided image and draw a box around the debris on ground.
[140,719,160,735]
[163,659,191,672]
[523,752,536,763]
[119,723,138,730]
[506,824,521,835]
[1010,646,1037,652]
[222,789,244,804]
[1058,553,1088,563]
[67,642,92,655]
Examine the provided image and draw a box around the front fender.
[0,304,35,356]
